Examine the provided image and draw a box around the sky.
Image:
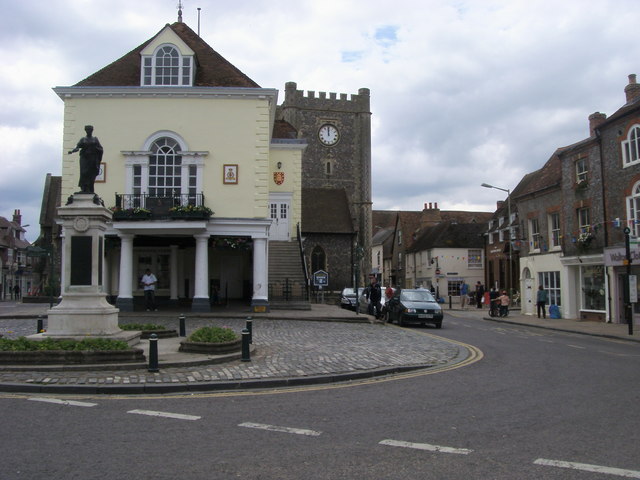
[2,0,640,242]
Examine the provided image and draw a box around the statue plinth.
[33,193,138,345]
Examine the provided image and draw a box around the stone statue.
[68,125,103,194]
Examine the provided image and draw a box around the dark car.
[340,287,367,310]
[386,288,443,328]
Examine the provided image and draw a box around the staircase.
[268,241,310,309]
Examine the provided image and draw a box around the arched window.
[311,246,326,273]
[623,125,640,166]
[148,137,182,197]
[627,181,640,237]
[142,44,193,86]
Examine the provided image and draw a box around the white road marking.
[238,422,321,437]
[379,439,473,455]
[127,409,200,421]
[28,397,97,407]
[534,458,640,478]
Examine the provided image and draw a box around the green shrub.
[188,326,238,343]
[120,323,165,331]
[0,337,129,352]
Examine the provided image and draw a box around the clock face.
[318,124,339,146]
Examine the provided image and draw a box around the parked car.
[385,288,443,328]
[340,287,367,311]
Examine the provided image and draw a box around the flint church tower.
[277,82,372,286]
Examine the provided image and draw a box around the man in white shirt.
[141,269,158,311]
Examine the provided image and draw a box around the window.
[468,249,482,269]
[142,44,193,86]
[539,271,561,306]
[311,246,326,273]
[575,158,588,183]
[448,280,462,296]
[548,213,560,247]
[149,137,182,198]
[622,125,640,166]
[581,265,605,311]
[530,218,540,250]
[627,181,640,237]
[577,207,590,232]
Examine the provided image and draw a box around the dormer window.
[142,44,193,86]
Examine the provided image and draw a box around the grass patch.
[120,323,166,331]
[188,326,238,343]
[0,337,130,352]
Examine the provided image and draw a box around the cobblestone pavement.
[0,315,469,394]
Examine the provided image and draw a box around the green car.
[386,289,443,328]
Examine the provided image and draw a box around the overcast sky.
[2,0,639,241]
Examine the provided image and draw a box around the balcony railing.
[113,193,208,220]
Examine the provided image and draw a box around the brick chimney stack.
[421,201,442,227]
[588,112,607,137]
[625,74,640,104]
[12,209,21,226]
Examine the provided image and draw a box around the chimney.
[12,209,21,226]
[421,201,441,228]
[625,74,640,104]
[588,112,607,136]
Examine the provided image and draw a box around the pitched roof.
[75,22,260,88]
[408,222,486,252]
[302,188,354,234]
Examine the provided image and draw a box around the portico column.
[192,233,210,312]
[251,237,269,312]
[116,233,134,311]
[169,244,179,306]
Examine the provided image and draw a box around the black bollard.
[148,333,159,372]
[241,328,251,362]
[37,315,44,334]
[179,314,186,337]
[246,317,253,344]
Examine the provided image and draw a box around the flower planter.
[0,348,145,365]
[170,212,211,220]
[179,338,242,354]
[140,329,178,339]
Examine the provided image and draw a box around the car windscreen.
[400,290,436,303]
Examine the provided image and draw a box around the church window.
[311,246,326,272]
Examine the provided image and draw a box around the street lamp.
[482,183,512,295]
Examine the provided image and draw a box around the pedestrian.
[460,281,469,309]
[140,268,158,311]
[498,290,510,317]
[366,275,382,318]
[536,285,548,319]
[475,281,485,309]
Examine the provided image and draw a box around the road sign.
[313,270,329,287]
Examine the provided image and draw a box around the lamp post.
[482,183,512,295]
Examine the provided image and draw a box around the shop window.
[538,271,561,306]
[581,265,605,311]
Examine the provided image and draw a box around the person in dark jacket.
[475,281,485,308]
[366,275,382,318]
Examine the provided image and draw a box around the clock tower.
[277,82,372,287]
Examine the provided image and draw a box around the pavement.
[0,300,637,395]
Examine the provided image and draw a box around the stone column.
[251,237,269,312]
[169,244,179,307]
[192,233,210,312]
[116,233,134,311]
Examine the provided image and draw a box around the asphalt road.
[0,312,638,480]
